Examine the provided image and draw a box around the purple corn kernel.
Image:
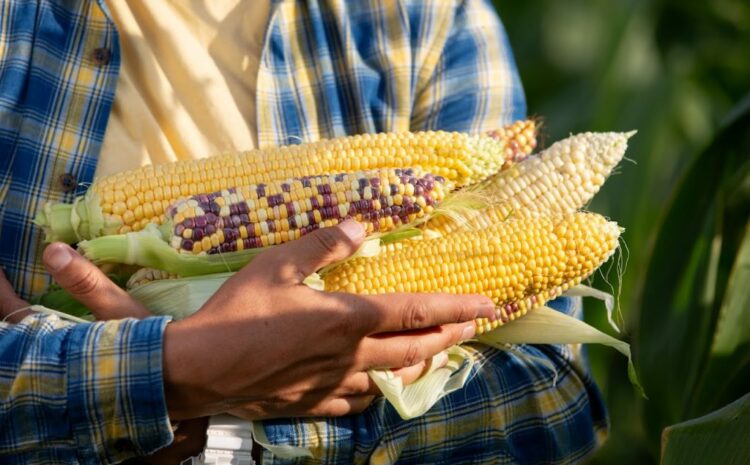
[322,193,332,206]
[335,173,346,182]
[229,204,239,215]
[289,216,297,229]
[301,177,311,187]
[205,212,217,224]
[205,224,216,235]
[195,216,208,228]
[370,177,380,187]
[435,175,446,183]
[231,215,241,227]
[174,224,185,236]
[181,239,194,251]
[391,206,401,215]
[198,194,210,204]
[358,178,369,189]
[307,211,316,224]
[423,173,434,182]
[256,185,266,197]
[183,218,195,229]
[404,168,414,176]
[281,183,291,193]
[311,196,320,209]
[267,221,276,233]
[392,215,401,224]
[285,201,296,215]
[240,213,249,224]
[414,185,424,196]
[390,184,398,195]
[193,228,205,241]
[237,203,249,214]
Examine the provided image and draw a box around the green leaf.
[711,221,750,355]
[635,98,750,444]
[660,393,750,465]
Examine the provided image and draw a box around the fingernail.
[338,220,365,241]
[433,351,449,369]
[461,323,476,341]
[45,244,73,272]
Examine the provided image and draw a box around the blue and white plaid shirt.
[0,0,607,463]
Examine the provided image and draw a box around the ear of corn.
[166,168,448,255]
[34,121,537,243]
[322,212,621,334]
[427,131,634,234]
[75,168,457,274]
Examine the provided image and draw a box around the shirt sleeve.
[0,313,174,464]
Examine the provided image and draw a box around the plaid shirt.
[0,0,607,464]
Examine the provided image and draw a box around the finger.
[359,322,476,369]
[0,268,32,322]
[43,243,152,320]
[349,292,495,334]
[392,351,449,385]
[256,220,365,284]
[311,395,376,416]
[338,356,435,396]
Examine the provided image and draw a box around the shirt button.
[58,173,78,193]
[91,47,112,66]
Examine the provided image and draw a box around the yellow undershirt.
[97,0,271,177]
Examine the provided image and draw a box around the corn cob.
[76,168,451,274]
[34,121,537,244]
[426,131,634,234]
[165,168,448,254]
[322,212,621,333]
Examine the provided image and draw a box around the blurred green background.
[492,0,750,463]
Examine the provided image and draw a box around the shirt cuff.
[65,316,174,464]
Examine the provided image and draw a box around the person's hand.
[162,220,495,420]
[0,269,34,323]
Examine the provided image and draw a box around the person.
[0,1,607,464]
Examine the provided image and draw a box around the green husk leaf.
[566,284,621,332]
[478,306,646,398]
[79,225,269,276]
[368,346,475,420]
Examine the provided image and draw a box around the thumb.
[43,243,152,320]
[259,220,366,283]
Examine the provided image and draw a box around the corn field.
[493,0,750,463]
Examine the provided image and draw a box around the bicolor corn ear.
[164,168,449,255]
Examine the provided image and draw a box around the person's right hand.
[163,220,495,420]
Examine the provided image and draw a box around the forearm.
[0,314,174,464]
